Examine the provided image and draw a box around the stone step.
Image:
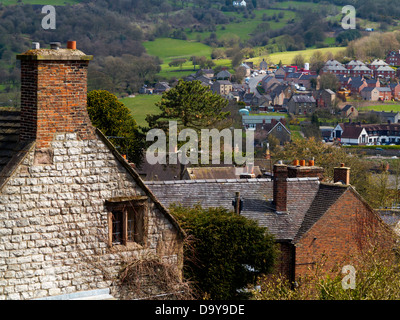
[34,288,115,300]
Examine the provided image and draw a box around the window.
[106,197,148,247]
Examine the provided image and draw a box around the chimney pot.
[32,42,40,50]
[50,42,61,50]
[300,160,306,166]
[293,160,299,166]
[67,41,76,50]
[308,160,315,166]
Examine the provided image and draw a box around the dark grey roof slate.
[294,183,348,242]
[146,177,323,240]
[0,110,22,175]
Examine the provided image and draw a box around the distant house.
[322,64,349,76]
[139,85,153,94]
[333,122,400,145]
[348,77,367,95]
[386,50,400,66]
[372,111,400,124]
[298,74,318,90]
[340,104,358,119]
[374,65,396,79]
[368,59,389,71]
[261,75,281,93]
[196,69,214,78]
[274,68,286,80]
[242,115,285,129]
[361,87,380,101]
[389,83,400,100]
[341,126,368,145]
[346,60,366,70]
[254,119,291,146]
[259,59,268,71]
[240,63,252,76]
[216,70,232,80]
[287,95,317,115]
[377,87,393,101]
[314,89,336,109]
[349,65,373,78]
[211,80,232,96]
[362,87,393,101]
[233,0,247,7]
[269,84,287,106]
[154,82,170,94]
[285,72,302,84]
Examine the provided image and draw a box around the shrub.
[171,205,277,300]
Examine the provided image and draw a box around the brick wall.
[18,52,96,149]
[295,190,393,278]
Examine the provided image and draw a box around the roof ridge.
[145,178,272,185]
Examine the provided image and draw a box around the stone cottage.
[0,42,185,300]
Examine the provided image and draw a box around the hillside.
[1,0,400,106]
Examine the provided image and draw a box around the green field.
[143,38,215,79]
[120,94,162,128]
[0,0,80,5]
[186,9,297,42]
[358,104,400,112]
[247,47,346,66]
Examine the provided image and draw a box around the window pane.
[127,208,135,242]
[112,211,123,244]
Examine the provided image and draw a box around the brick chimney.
[334,163,350,185]
[273,163,288,213]
[17,42,95,149]
[287,159,324,181]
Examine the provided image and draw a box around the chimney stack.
[333,163,350,185]
[273,163,288,213]
[287,159,324,181]
[17,42,94,149]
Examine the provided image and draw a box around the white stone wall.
[0,133,182,300]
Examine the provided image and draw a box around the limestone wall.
[0,132,182,300]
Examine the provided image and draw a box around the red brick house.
[386,50,400,66]
[389,83,400,99]
[147,162,396,283]
[374,65,396,79]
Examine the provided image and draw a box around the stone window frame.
[105,196,148,248]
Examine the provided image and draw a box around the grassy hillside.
[185,9,298,42]
[248,47,346,66]
[143,38,215,78]
[120,94,162,128]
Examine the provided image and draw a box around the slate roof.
[293,183,348,242]
[0,109,23,175]
[376,65,395,72]
[291,95,316,103]
[145,178,350,241]
[341,126,365,139]
[184,166,263,180]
